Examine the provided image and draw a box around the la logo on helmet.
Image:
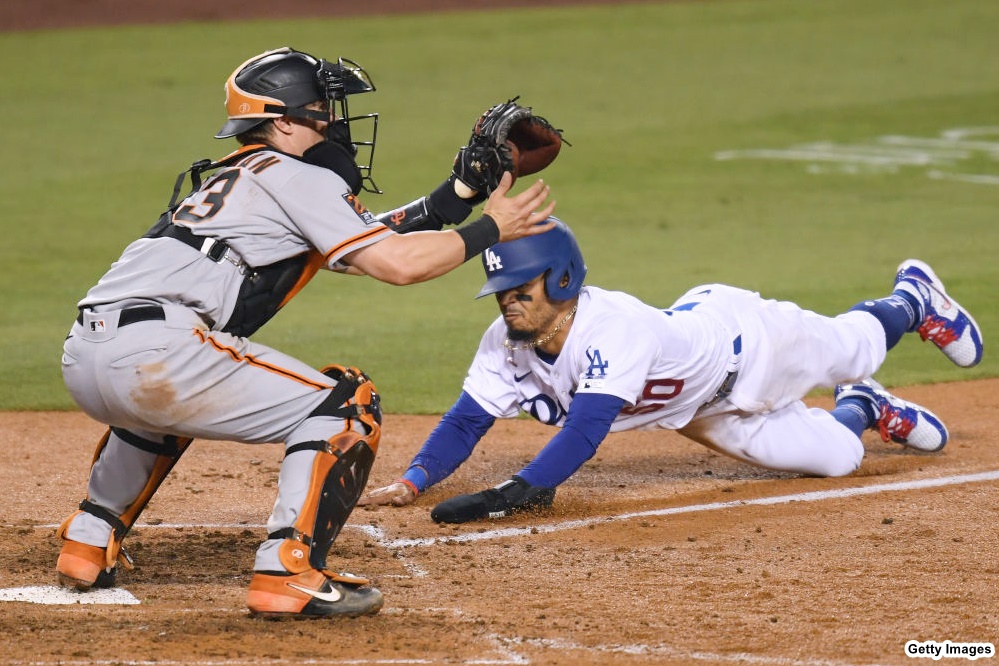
[484,248,503,272]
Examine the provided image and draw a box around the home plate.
[0,586,140,605]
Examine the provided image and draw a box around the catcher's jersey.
[463,286,738,431]
[79,148,393,330]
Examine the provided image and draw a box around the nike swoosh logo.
[287,582,342,603]
[514,372,530,382]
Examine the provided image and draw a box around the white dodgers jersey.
[463,286,737,431]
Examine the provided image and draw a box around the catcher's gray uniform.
[62,147,392,571]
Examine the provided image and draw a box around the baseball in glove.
[452,97,565,199]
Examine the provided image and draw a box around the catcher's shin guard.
[271,433,377,573]
[247,434,380,618]
[57,428,192,590]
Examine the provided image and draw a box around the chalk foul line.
[374,469,999,548]
[19,470,998,551]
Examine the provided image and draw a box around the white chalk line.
[18,470,999,551]
[380,469,999,548]
[713,126,999,183]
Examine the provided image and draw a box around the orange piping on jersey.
[323,226,392,264]
[215,143,270,164]
[278,250,326,309]
[193,329,329,390]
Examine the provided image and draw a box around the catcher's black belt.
[76,305,166,328]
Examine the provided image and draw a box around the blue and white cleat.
[835,378,948,452]
[893,259,983,368]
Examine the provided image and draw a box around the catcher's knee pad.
[309,364,382,452]
[272,435,377,573]
[58,427,193,572]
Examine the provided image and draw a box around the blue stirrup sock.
[831,401,875,437]
[848,291,921,350]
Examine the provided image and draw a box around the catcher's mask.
[215,47,381,192]
[477,217,586,300]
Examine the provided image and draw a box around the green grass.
[1,0,997,411]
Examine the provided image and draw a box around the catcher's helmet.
[215,47,381,191]
[477,217,586,300]
[216,47,373,138]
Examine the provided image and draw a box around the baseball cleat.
[835,378,948,452]
[56,539,118,591]
[893,259,983,367]
[246,569,383,619]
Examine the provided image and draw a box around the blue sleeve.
[401,391,495,492]
[516,392,624,489]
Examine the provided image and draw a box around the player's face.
[282,100,335,154]
[496,274,562,342]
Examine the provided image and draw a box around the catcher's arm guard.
[375,177,476,234]
[453,97,565,198]
[430,475,555,524]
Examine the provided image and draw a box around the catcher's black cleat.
[247,569,383,619]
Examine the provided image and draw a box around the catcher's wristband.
[456,215,500,261]
[428,178,474,225]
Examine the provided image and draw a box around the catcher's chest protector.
[222,251,324,337]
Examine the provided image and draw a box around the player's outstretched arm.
[360,392,496,508]
[428,393,625,523]
[343,174,554,285]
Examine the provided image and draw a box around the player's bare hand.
[358,481,417,507]
[483,172,557,242]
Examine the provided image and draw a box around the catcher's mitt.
[452,97,565,197]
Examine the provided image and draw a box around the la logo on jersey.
[584,347,609,379]
[484,248,503,272]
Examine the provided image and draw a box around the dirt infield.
[3,2,997,664]
[2,378,997,664]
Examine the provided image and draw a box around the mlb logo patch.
[90,319,107,333]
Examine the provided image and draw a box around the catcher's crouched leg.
[247,432,383,619]
[57,428,192,591]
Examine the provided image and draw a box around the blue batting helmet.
[477,217,587,300]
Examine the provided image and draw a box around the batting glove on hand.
[430,475,555,524]
[358,480,418,507]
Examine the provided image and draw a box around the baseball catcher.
[55,46,563,620]
[361,219,983,523]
